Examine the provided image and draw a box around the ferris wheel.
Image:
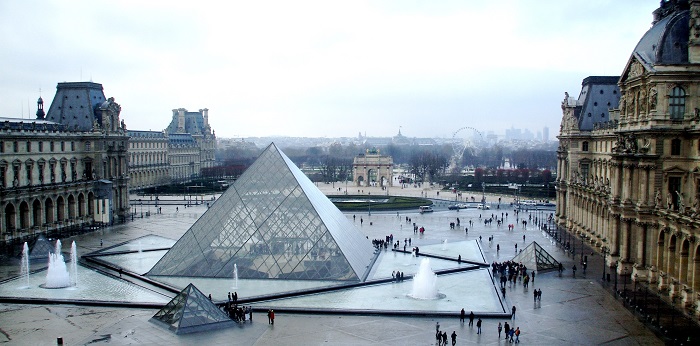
[451,126,485,161]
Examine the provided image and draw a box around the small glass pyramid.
[150,283,234,334]
[148,143,376,281]
[511,241,560,272]
[29,236,55,260]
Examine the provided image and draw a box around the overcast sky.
[1,0,658,139]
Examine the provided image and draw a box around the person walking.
[468,311,474,327]
[504,322,510,340]
[460,308,465,323]
[515,327,521,343]
[509,328,515,343]
[497,322,502,338]
[531,270,536,282]
[572,264,577,278]
[451,331,457,346]
[511,305,516,319]
[476,318,482,334]
[533,289,537,302]
[442,331,448,346]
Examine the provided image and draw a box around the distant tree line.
[214,141,557,183]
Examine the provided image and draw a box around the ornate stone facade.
[557,1,700,314]
[0,82,129,246]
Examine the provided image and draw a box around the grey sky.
[0,0,658,139]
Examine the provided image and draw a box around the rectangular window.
[580,163,590,185]
[50,141,54,152]
[85,142,91,151]
[71,142,75,151]
[671,139,681,155]
[0,141,3,153]
[60,141,65,151]
[669,177,681,211]
[13,141,18,153]
[26,141,31,152]
[38,141,43,152]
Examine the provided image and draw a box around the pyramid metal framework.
[511,241,560,272]
[29,236,55,260]
[150,283,234,334]
[148,143,376,281]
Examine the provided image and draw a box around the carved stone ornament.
[654,189,662,209]
[649,87,658,110]
[628,61,644,79]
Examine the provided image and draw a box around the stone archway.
[667,234,677,278]
[32,199,42,228]
[656,231,666,271]
[19,201,29,230]
[679,238,690,284]
[78,193,85,217]
[44,198,54,224]
[4,203,16,232]
[87,192,95,216]
[57,196,65,222]
[67,194,76,219]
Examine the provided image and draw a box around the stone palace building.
[557,0,700,315]
[0,82,217,247]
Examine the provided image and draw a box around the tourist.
[531,270,536,282]
[511,305,516,319]
[436,329,442,346]
[533,289,537,302]
[509,327,515,343]
[572,264,577,277]
[497,322,502,338]
[515,327,521,343]
[451,331,457,346]
[442,331,447,346]
[537,288,542,301]
[460,308,465,323]
[469,311,474,327]
[476,318,482,334]
[270,309,275,324]
[504,322,510,340]
[267,309,272,324]
[248,306,252,322]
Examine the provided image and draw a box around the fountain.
[70,241,78,287]
[442,239,448,250]
[233,264,238,289]
[19,242,30,288]
[410,258,439,299]
[45,240,71,288]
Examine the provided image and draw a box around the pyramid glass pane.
[151,284,234,334]
[149,143,376,281]
[511,241,560,272]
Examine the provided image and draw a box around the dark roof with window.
[45,82,107,131]
[577,77,620,131]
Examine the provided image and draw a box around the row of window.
[129,141,167,149]
[581,138,685,155]
[0,140,74,153]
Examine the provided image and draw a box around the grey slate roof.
[634,8,689,68]
[45,82,108,131]
[577,76,620,131]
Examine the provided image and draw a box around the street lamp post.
[481,182,486,208]
[601,246,608,282]
[368,192,371,216]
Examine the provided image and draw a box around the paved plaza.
[0,184,663,345]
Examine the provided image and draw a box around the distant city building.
[352,149,393,187]
[0,82,130,246]
[542,126,549,142]
[557,1,700,314]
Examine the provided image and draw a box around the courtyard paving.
[0,184,662,345]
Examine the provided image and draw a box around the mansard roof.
[45,82,108,131]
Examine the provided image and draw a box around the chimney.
[178,108,186,133]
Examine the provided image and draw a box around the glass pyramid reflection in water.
[148,143,376,281]
[150,283,234,334]
[511,241,560,272]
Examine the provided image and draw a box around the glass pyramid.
[148,143,376,281]
[29,236,55,260]
[511,241,560,272]
[150,283,234,334]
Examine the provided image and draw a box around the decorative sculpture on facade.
[655,189,662,209]
[676,191,685,213]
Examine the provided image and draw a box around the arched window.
[669,86,686,119]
